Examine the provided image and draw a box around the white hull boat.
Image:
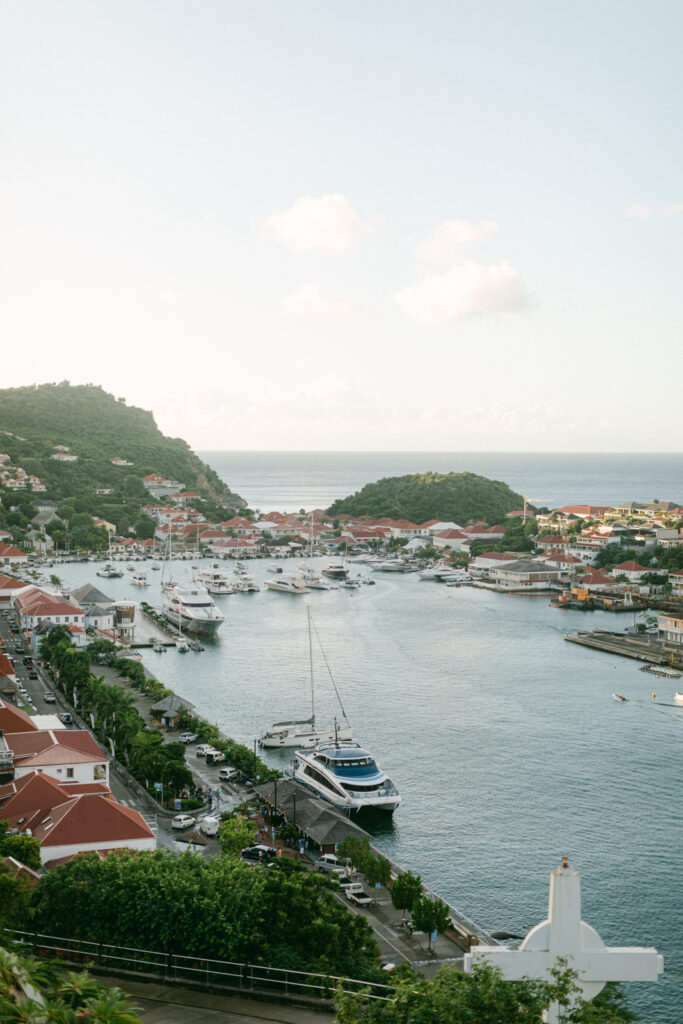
[162,582,225,636]
[265,576,310,594]
[195,563,234,594]
[288,735,401,813]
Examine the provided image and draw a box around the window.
[66,768,74,779]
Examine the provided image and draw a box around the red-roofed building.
[470,551,517,572]
[0,543,26,566]
[0,699,38,734]
[668,568,683,599]
[0,653,18,698]
[432,529,470,551]
[14,588,85,635]
[8,728,108,785]
[0,772,154,865]
[575,569,618,591]
[612,561,650,582]
[554,505,612,520]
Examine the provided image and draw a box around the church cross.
[463,857,663,1024]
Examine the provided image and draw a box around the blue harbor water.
[53,550,682,1022]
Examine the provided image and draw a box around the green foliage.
[335,958,639,1024]
[0,866,34,932]
[0,822,42,872]
[390,871,422,922]
[0,382,244,519]
[0,945,143,1022]
[328,471,523,524]
[363,855,392,890]
[218,815,256,857]
[30,849,382,977]
[336,835,372,873]
[411,894,451,949]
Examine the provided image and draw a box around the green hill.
[0,382,243,507]
[327,471,523,524]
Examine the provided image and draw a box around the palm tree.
[56,969,102,1007]
[81,987,142,1024]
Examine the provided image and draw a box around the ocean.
[198,450,683,513]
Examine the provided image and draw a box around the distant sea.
[198,450,683,513]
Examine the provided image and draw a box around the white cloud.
[661,203,683,217]
[264,194,371,253]
[417,218,498,265]
[625,203,651,220]
[394,260,530,324]
[282,283,358,316]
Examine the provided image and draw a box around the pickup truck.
[342,882,372,907]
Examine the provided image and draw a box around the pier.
[565,629,683,670]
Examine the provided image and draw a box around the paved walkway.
[92,976,334,1024]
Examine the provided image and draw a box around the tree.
[218,815,255,857]
[411,894,451,950]
[337,836,372,875]
[363,855,392,900]
[0,822,41,872]
[390,871,422,923]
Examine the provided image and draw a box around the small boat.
[341,578,360,589]
[131,571,150,587]
[150,564,161,570]
[176,639,189,653]
[189,640,205,652]
[267,564,283,573]
[673,692,683,705]
[96,564,124,578]
[153,642,166,653]
[612,693,626,702]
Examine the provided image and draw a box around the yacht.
[131,570,150,587]
[288,737,401,814]
[162,582,225,636]
[259,609,353,750]
[301,567,337,590]
[267,564,283,573]
[264,575,310,595]
[233,576,260,592]
[96,564,124,578]
[321,562,348,580]
[233,561,247,575]
[372,559,408,572]
[194,563,234,595]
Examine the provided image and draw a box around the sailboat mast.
[308,607,315,726]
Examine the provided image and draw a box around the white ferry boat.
[288,737,401,814]
[194,563,234,594]
[162,582,225,636]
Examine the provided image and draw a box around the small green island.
[327,470,524,524]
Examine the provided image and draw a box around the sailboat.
[258,609,353,749]
[160,525,178,593]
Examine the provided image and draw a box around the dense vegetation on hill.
[327,471,524,524]
[0,382,243,507]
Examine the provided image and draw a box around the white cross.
[464,858,663,1024]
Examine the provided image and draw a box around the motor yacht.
[96,564,124,578]
[131,570,150,587]
[264,575,310,594]
[321,562,348,580]
[162,582,225,636]
[371,559,408,572]
[288,737,401,813]
[194,563,234,595]
[232,576,260,592]
[300,567,337,590]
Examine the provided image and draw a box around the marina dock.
[565,629,683,670]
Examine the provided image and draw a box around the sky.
[1,0,681,451]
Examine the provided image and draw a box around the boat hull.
[293,770,401,813]
[261,725,353,749]
[162,608,223,636]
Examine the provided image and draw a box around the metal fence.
[8,930,391,1005]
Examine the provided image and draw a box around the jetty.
[565,629,683,670]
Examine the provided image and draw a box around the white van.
[200,816,220,837]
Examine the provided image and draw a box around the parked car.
[195,744,214,757]
[43,691,56,703]
[171,814,196,830]
[200,816,220,837]
[242,845,278,862]
[59,712,73,724]
[178,731,198,743]
[27,669,38,679]
[23,656,33,665]
[218,767,238,782]
[205,750,225,764]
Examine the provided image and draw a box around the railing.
[8,930,391,1005]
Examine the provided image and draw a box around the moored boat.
[162,582,225,636]
[288,734,401,813]
[265,575,310,595]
